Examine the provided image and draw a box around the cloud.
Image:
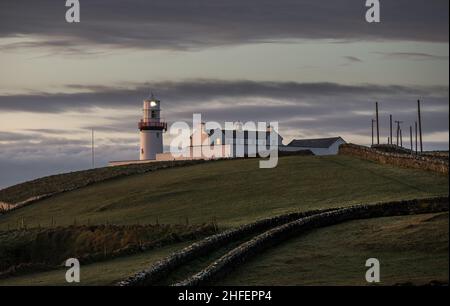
[0,80,448,113]
[0,0,448,53]
[340,56,363,66]
[0,130,139,188]
[23,128,81,135]
[343,56,363,63]
[375,52,449,61]
[0,80,447,148]
[0,131,35,141]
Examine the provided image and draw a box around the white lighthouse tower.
[138,94,167,160]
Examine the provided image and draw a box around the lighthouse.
[138,94,167,160]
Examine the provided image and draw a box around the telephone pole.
[400,128,403,147]
[409,126,413,153]
[394,120,403,146]
[415,121,418,154]
[375,102,380,145]
[417,100,423,152]
[91,128,95,169]
[389,114,393,145]
[371,119,375,146]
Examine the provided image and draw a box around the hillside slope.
[217,212,449,286]
[0,160,209,205]
[0,155,448,230]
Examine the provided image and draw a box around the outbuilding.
[283,137,346,155]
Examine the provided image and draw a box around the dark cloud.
[375,52,449,61]
[0,79,447,150]
[0,0,447,53]
[0,80,447,113]
[0,131,34,141]
[343,56,363,63]
[340,56,363,66]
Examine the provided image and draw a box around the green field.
[1,213,447,286]
[0,160,208,205]
[217,212,449,286]
[0,155,448,286]
[0,223,216,272]
[0,241,192,286]
[0,156,448,230]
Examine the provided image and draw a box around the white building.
[282,137,346,155]
[138,94,167,160]
[108,94,346,167]
[190,123,284,158]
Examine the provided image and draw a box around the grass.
[0,223,216,273]
[0,241,193,286]
[0,155,448,230]
[216,212,449,286]
[0,159,209,204]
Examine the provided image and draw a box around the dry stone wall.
[117,197,448,286]
[174,197,448,286]
[116,207,339,286]
[339,143,448,175]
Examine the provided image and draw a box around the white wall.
[140,130,163,160]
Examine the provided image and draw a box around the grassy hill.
[0,241,193,286]
[0,223,216,273]
[0,155,448,285]
[0,155,448,231]
[0,160,209,205]
[216,212,449,286]
[1,212,447,286]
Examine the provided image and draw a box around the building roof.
[287,137,343,148]
[208,129,283,140]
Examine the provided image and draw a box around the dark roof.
[287,137,343,148]
[208,129,282,140]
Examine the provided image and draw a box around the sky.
[0,0,448,189]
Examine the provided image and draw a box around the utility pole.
[417,100,423,153]
[375,102,380,145]
[371,119,375,146]
[409,126,413,153]
[400,128,403,147]
[394,120,402,146]
[91,128,95,169]
[415,121,418,154]
[389,114,393,145]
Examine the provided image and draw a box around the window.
[156,133,159,138]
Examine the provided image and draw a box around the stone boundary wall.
[117,196,448,286]
[339,143,449,175]
[0,193,55,215]
[174,196,448,286]
[116,207,340,286]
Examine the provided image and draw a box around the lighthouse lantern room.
[138,94,167,160]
